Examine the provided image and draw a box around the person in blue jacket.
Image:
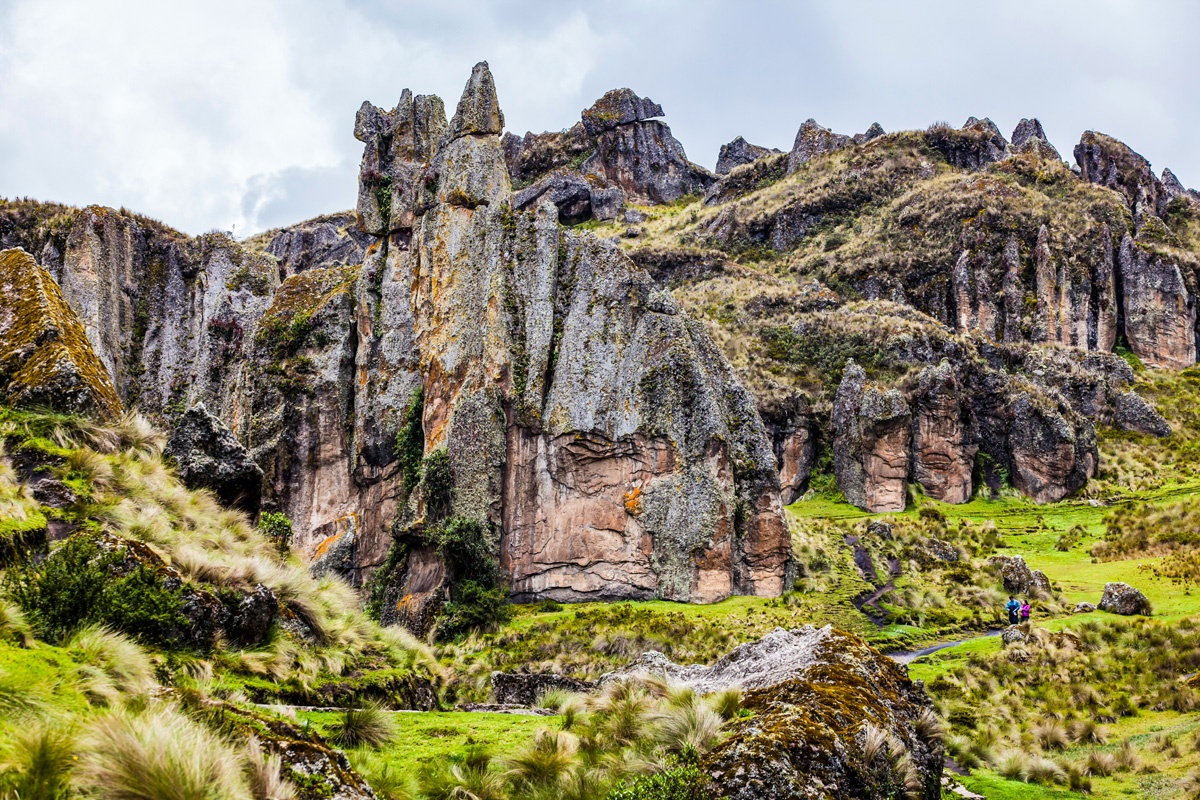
[1006,596,1021,625]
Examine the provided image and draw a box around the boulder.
[988,555,1052,597]
[1008,392,1096,503]
[164,403,264,513]
[1098,582,1152,616]
[834,362,911,512]
[1001,625,1027,646]
[924,118,1009,170]
[923,538,959,563]
[866,520,894,541]
[1114,390,1171,436]
[715,136,781,175]
[490,671,596,706]
[1074,601,1097,614]
[448,60,505,138]
[512,171,594,222]
[228,583,280,648]
[0,248,122,419]
[1075,130,1164,220]
[688,627,943,800]
[786,118,851,173]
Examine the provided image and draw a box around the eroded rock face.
[1010,118,1060,160]
[1008,391,1095,503]
[1075,130,1164,221]
[1098,581,1152,615]
[694,627,943,800]
[909,362,976,504]
[834,363,911,512]
[1118,234,1196,369]
[0,248,122,418]
[491,671,596,705]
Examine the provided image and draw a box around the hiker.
[1020,600,1031,623]
[1006,596,1020,625]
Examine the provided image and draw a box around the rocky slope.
[2,62,1197,610]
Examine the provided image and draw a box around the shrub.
[4,533,188,645]
[396,388,425,496]
[606,753,714,800]
[257,512,293,556]
[330,703,396,749]
[437,581,512,640]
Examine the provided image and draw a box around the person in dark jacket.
[1006,596,1021,625]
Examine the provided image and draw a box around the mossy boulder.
[0,248,121,419]
[701,627,942,800]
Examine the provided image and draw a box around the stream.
[888,629,1002,664]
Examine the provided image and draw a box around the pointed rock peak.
[1161,167,1192,201]
[581,88,664,135]
[1011,118,1047,148]
[788,119,851,173]
[449,61,504,140]
[962,116,1004,139]
[853,122,885,145]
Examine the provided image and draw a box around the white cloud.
[1,0,1197,235]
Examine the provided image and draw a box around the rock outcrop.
[1098,581,1152,615]
[0,248,122,419]
[787,118,851,173]
[673,627,944,800]
[909,362,976,504]
[490,671,596,705]
[1010,117,1060,160]
[164,403,263,512]
[716,136,781,175]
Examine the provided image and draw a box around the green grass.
[298,709,561,783]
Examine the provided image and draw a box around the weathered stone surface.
[1114,389,1171,436]
[584,116,714,205]
[761,394,815,506]
[490,671,596,705]
[922,537,959,563]
[852,122,886,145]
[1008,391,1096,503]
[255,212,372,278]
[705,152,788,206]
[1098,581,1152,615]
[229,583,279,647]
[786,118,851,173]
[716,136,781,174]
[1010,118,1060,160]
[694,627,943,800]
[448,61,504,138]
[1118,234,1196,369]
[511,171,611,224]
[0,248,122,418]
[909,361,976,504]
[834,362,911,512]
[1001,625,1027,646]
[165,403,264,512]
[1075,130,1164,221]
[580,88,663,135]
[1074,602,1097,614]
[1161,168,1194,203]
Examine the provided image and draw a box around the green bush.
[424,516,512,639]
[3,533,188,645]
[606,753,714,800]
[257,511,293,556]
[437,580,512,640]
[421,449,454,523]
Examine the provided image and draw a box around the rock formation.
[0,248,121,419]
[988,555,1052,598]
[164,404,263,513]
[787,118,851,173]
[1010,117,1060,160]
[833,363,911,512]
[715,136,780,174]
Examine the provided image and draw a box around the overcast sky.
[1,0,1196,236]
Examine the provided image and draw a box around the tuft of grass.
[76,703,253,800]
[706,688,744,722]
[67,626,157,706]
[0,722,75,800]
[330,703,397,749]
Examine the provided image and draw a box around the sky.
[1,0,1196,236]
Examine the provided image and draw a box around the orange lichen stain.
[313,529,345,559]
[624,486,643,516]
[395,593,413,612]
